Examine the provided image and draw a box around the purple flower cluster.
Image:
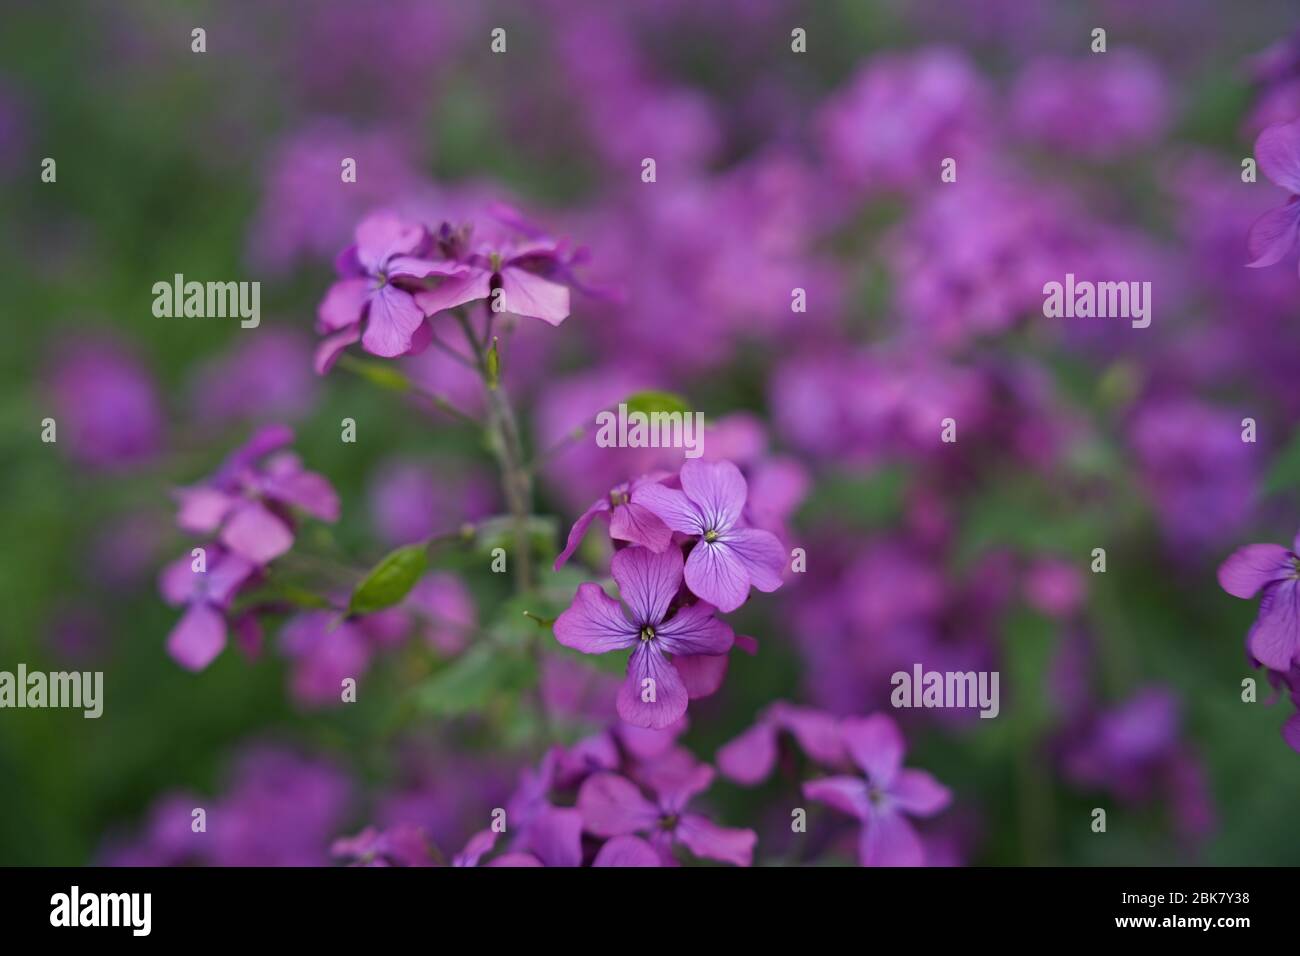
[315,208,584,372]
[160,424,338,670]
[554,459,785,729]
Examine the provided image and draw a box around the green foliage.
[348,544,429,615]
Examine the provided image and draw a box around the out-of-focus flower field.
[2,0,1300,867]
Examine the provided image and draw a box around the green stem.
[455,310,535,595]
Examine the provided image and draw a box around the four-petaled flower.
[636,459,786,612]
[802,714,951,867]
[577,757,756,866]
[553,546,734,728]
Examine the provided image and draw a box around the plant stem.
[455,310,534,595]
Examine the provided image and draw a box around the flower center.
[659,813,678,830]
[639,625,656,642]
[610,490,629,507]
[703,529,720,543]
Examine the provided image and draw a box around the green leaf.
[413,644,534,716]
[621,390,692,417]
[348,543,428,615]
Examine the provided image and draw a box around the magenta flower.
[1218,530,1300,671]
[802,715,951,867]
[591,835,661,867]
[47,337,163,471]
[413,228,573,327]
[316,211,468,370]
[1247,118,1300,273]
[173,424,339,566]
[331,824,434,867]
[635,459,786,612]
[158,545,257,671]
[553,473,674,570]
[577,759,756,866]
[717,701,848,785]
[553,546,734,729]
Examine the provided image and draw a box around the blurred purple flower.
[817,48,991,195]
[46,338,163,471]
[172,424,339,566]
[717,701,847,785]
[802,714,951,866]
[1011,51,1170,160]
[578,759,756,866]
[190,329,318,424]
[1246,118,1300,273]
[158,545,257,671]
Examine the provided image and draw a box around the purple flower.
[1218,530,1300,671]
[802,714,951,867]
[577,759,756,866]
[1010,51,1170,161]
[315,211,467,369]
[158,545,257,671]
[46,337,163,471]
[413,226,574,327]
[189,329,318,425]
[406,571,478,656]
[332,824,434,867]
[173,424,340,566]
[279,611,375,708]
[717,702,848,785]
[816,48,991,194]
[553,546,734,729]
[635,459,786,612]
[1247,118,1300,273]
[553,473,674,570]
[591,835,661,867]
